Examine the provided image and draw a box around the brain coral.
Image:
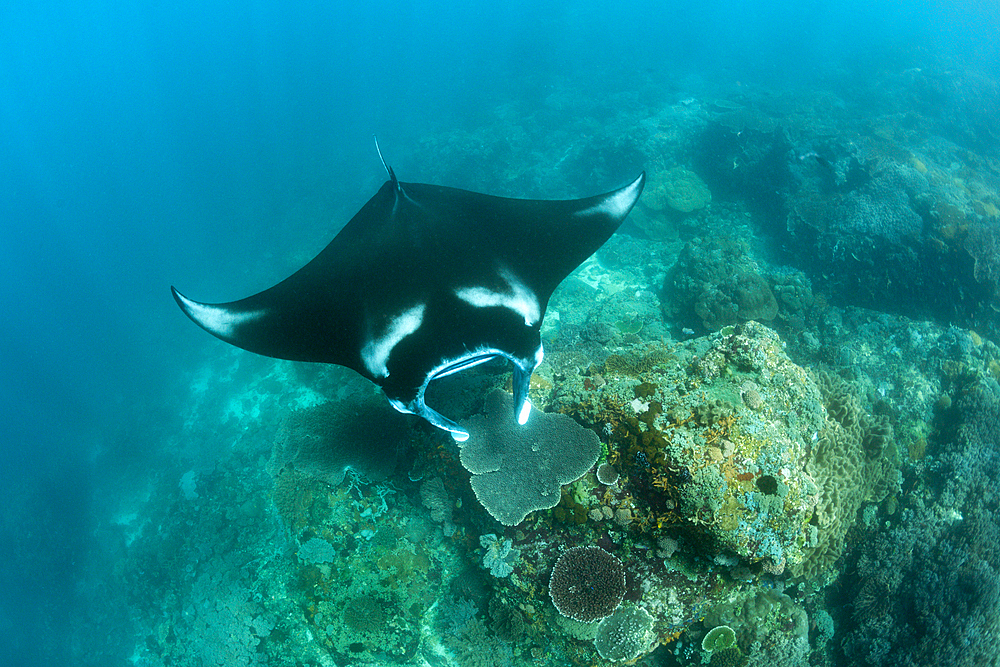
[644,167,712,213]
[549,546,626,623]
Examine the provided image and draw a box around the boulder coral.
[664,235,784,332]
[643,167,712,213]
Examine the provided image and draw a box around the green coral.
[702,624,737,652]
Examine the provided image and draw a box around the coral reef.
[549,546,627,623]
[839,367,1000,667]
[105,71,1000,667]
[594,604,654,661]
[459,389,601,525]
[642,166,712,214]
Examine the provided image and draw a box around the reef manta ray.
[172,158,644,441]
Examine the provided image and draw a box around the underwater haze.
[2,0,1000,665]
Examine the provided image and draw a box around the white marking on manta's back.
[362,303,426,378]
[183,299,266,339]
[573,176,643,219]
[455,268,540,326]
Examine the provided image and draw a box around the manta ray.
[173,157,644,441]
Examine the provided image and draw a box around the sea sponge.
[549,546,626,622]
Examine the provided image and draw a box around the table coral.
[594,604,655,661]
[459,389,601,526]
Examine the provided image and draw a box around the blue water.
[2,0,998,664]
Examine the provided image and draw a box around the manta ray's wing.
[173,170,645,440]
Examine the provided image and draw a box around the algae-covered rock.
[664,235,784,332]
[673,323,823,569]
[556,321,897,578]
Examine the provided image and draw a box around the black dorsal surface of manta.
[172,167,645,441]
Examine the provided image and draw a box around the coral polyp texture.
[643,166,712,213]
[459,389,601,525]
[594,604,655,661]
[549,546,627,623]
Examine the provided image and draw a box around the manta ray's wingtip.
[631,171,646,194]
[171,285,207,330]
[170,286,262,343]
[170,285,191,313]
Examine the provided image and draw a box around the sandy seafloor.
[51,56,1000,667]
